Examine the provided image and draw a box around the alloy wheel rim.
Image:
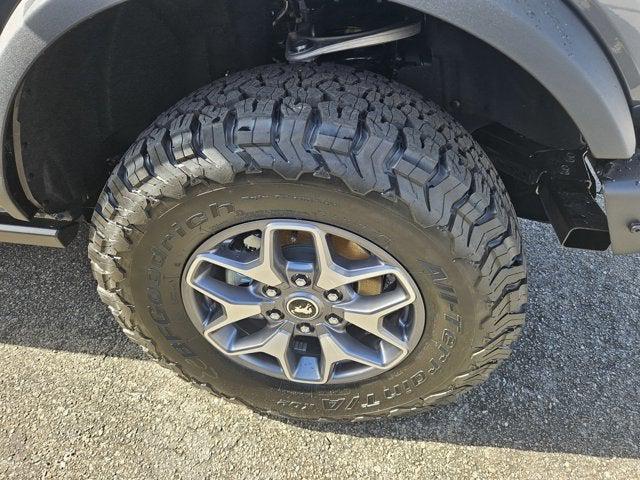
[181,219,426,385]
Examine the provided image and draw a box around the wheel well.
[15,0,278,213]
[14,0,582,216]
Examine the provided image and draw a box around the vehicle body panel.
[569,0,640,104]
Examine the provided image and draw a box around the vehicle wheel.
[89,63,527,421]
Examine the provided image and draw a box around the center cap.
[286,297,320,320]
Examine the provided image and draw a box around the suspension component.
[286,20,421,62]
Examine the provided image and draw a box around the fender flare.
[0,0,636,220]
[391,0,636,158]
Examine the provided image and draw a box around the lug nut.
[297,323,314,334]
[267,310,284,321]
[263,286,280,298]
[292,274,310,287]
[326,314,343,326]
[324,290,341,302]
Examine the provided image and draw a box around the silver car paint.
[569,0,640,103]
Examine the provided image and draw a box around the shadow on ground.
[0,226,143,360]
[0,222,638,459]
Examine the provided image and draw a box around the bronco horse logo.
[291,303,314,316]
[287,299,318,319]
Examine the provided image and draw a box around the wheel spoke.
[221,323,297,379]
[305,227,397,290]
[339,287,414,350]
[187,225,285,287]
[318,329,386,382]
[189,272,264,331]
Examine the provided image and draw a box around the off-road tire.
[89,63,527,421]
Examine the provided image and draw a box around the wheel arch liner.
[0,0,127,220]
[0,0,636,220]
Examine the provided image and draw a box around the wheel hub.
[181,219,426,385]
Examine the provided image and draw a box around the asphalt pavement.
[0,220,639,479]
